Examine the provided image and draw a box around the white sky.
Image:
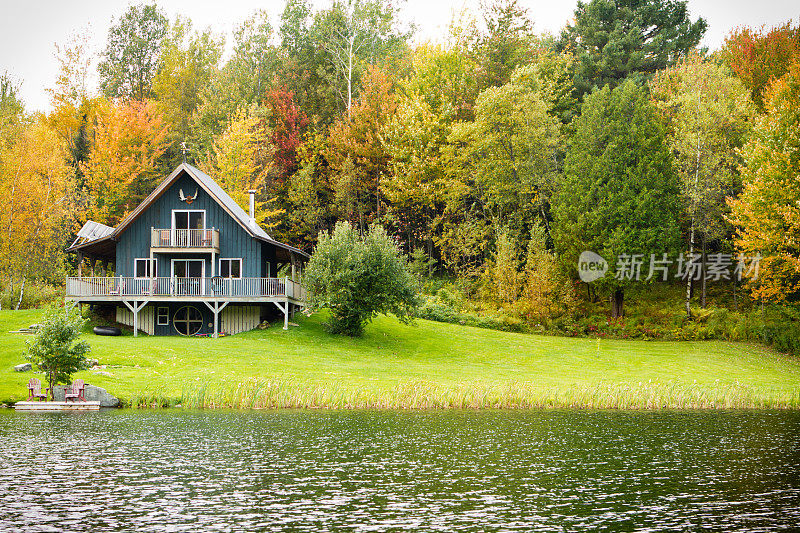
[1,0,797,113]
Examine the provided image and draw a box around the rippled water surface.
[1,409,799,531]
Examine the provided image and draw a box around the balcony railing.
[151,228,220,250]
[66,277,304,300]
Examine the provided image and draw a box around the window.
[220,258,242,279]
[173,306,203,336]
[134,258,156,278]
[157,307,169,326]
[173,210,205,230]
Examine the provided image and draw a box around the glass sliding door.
[172,210,205,246]
[172,259,205,295]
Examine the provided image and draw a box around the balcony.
[150,228,220,253]
[65,276,305,303]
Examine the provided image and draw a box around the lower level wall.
[221,305,260,335]
[116,305,155,335]
[115,303,263,336]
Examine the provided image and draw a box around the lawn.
[2,309,799,408]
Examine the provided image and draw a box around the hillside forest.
[1,0,799,349]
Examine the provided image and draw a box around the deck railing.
[66,276,304,300]
[150,228,220,249]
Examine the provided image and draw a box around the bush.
[305,222,420,336]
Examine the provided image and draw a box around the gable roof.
[67,163,308,260]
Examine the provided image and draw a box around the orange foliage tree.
[728,60,800,301]
[723,21,800,110]
[325,66,397,231]
[81,99,170,224]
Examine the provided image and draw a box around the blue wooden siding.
[115,171,270,277]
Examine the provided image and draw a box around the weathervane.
[180,141,188,163]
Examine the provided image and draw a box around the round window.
[173,306,203,336]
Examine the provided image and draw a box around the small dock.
[15,401,101,411]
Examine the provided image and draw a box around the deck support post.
[64,299,78,316]
[273,301,289,330]
[123,300,148,337]
[203,300,229,338]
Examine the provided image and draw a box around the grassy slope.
[2,309,799,408]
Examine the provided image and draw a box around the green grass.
[2,309,800,408]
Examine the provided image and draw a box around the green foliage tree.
[559,0,707,95]
[552,80,682,318]
[98,3,168,100]
[448,67,562,243]
[25,307,90,400]
[153,17,223,163]
[305,221,420,336]
[650,53,754,313]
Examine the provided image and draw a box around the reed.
[158,378,800,410]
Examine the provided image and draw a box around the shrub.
[305,222,420,336]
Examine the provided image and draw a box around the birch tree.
[651,53,754,314]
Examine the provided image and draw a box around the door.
[173,211,205,246]
[172,259,205,295]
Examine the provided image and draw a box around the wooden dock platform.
[14,401,101,411]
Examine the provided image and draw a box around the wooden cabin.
[65,163,309,337]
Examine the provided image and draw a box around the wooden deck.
[15,401,101,411]
[65,276,305,304]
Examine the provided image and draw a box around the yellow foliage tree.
[0,119,75,308]
[204,106,282,229]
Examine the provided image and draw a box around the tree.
[153,17,223,162]
[25,307,90,400]
[326,66,397,229]
[448,66,562,242]
[80,99,170,224]
[98,3,168,100]
[559,0,707,95]
[204,106,283,229]
[0,119,76,308]
[314,0,409,115]
[552,80,682,318]
[650,53,754,314]
[266,87,309,177]
[471,0,536,89]
[723,21,800,111]
[728,60,800,302]
[305,221,419,336]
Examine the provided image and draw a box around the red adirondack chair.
[28,378,47,401]
[64,379,86,402]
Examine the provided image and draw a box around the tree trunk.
[611,288,624,318]
[685,222,695,318]
[701,233,707,308]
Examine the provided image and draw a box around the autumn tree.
[0,119,76,308]
[266,87,309,178]
[448,66,562,244]
[314,0,409,115]
[98,3,168,100]
[552,80,682,318]
[559,0,707,95]
[205,106,283,230]
[470,0,536,89]
[651,53,754,313]
[723,21,800,110]
[326,66,397,230]
[728,60,800,302]
[81,99,170,224]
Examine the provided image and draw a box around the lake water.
[1,409,799,532]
